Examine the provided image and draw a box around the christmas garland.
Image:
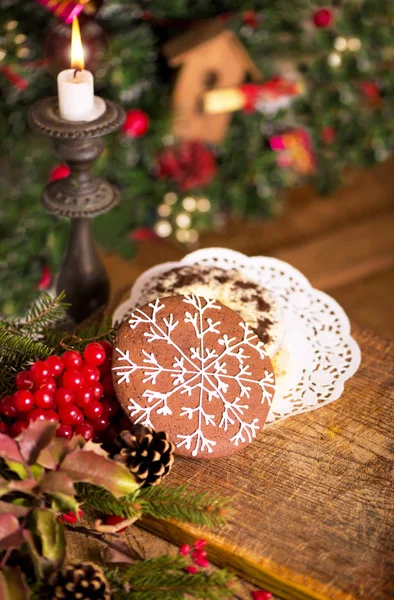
[1,1,394,317]
[0,293,276,599]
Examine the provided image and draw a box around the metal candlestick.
[28,97,125,324]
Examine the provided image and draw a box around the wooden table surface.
[70,157,394,599]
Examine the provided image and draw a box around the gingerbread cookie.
[113,295,276,459]
[130,265,284,358]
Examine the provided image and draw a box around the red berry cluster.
[179,539,209,573]
[0,341,127,441]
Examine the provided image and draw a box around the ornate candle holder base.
[28,97,125,324]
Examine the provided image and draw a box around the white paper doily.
[113,248,361,425]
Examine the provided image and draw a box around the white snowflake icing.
[113,296,275,457]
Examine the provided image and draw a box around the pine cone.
[106,424,175,487]
[46,562,110,600]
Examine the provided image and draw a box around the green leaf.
[0,566,31,600]
[51,493,79,515]
[3,461,29,480]
[60,449,139,498]
[32,509,65,571]
[18,421,57,465]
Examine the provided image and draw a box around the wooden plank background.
[66,156,394,599]
[140,325,394,600]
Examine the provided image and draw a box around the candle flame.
[71,17,84,70]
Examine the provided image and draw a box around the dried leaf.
[59,449,139,498]
[0,513,24,551]
[36,435,82,470]
[0,501,29,518]
[102,542,135,565]
[0,434,23,464]
[39,471,76,497]
[18,421,57,465]
[83,439,110,457]
[0,566,31,600]
[33,509,65,571]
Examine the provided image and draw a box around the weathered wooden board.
[140,325,394,600]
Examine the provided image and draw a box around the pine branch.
[0,330,54,397]
[13,292,69,336]
[77,484,230,528]
[105,558,237,600]
[138,485,230,527]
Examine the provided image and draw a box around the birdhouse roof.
[163,20,261,81]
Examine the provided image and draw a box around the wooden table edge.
[140,516,356,600]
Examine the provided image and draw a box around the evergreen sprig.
[0,292,68,396]
[105,557,237,600]
[78,483,230,528]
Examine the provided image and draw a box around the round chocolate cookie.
[113,295,276,459]
[133,265,284,358]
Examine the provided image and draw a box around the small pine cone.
[46,562,110,600]
[106,424,175,487]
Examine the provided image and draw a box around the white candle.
[57,17,95,122]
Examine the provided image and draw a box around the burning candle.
[57,17,94,122]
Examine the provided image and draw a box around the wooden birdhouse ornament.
[163,21,261,143]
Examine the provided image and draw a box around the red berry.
[99,358,112,376]
[91,382,104,400]
[55,387,75,406]
[27,408,58,422]
[102,375,115,396]
[83,342,106,367]
[56,423,73,439]
[179,544,191,556]
[194,539,207,550]
[30,360,50,384]
[100,340,113,358]
[14,390,34,412]
[45,355,64,378]
[62,350,83,371]
[105,514,128,532]
[61,370,84,391]
[313,7,332,28]
[79,364,100,385]
[0,420,8,434]
[0,396,17,417]
[251,592,273,600]
[186,566,198,574]
[75,387,94,407]
[44,409,59,422]
[101,398,119,419]
[192,549,207,560]
[89,415,110,432]
[194,556,209,568]
[122,109,149,138]
[35,389,55,409]
[58,404,83,425]
[74,422,94,441]
[59,509,82,524]
[75,410,84,423]
[38,377,57,394]
[49,164,70,182]
[9,420,28,437]
[15,370,34,390]
[83,400,103,420]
